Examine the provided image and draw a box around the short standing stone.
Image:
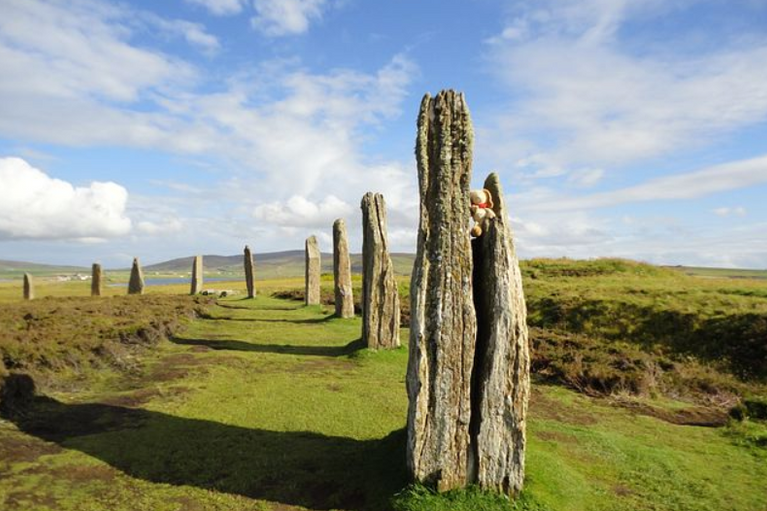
[470,172,530,496]
[23,273,34,300]
[361,192,400,349]
[333,219,354,318]
[305,236,321,305]
[91,263,103,297]
[406,90,476,491]
[244,245,256,298]
[190,255,203,295]
[128,257,145,295]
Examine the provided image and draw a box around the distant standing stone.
[91,263,103,297]
[23,273,34,300]
[305,236,320,305]
[190,255,203,295]
[128,257,145,295]
[333,219,354,318]
[244,245,256,298]
[361,192,400,349]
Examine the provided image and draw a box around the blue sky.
[1,0,766,268]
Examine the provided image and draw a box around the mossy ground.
[1,290,766,510]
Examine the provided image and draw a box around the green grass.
[1,290,766,510]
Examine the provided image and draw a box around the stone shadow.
[171,337,365,357]
[5,390,407,511]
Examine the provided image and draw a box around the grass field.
[1,259,766,510]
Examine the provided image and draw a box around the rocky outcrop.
[23,273,34,301]
[305,236,321,305]
[244,246,256,298]
[190,255,203,295]
[333,219,354,318]
[91,263,103,297]
[361,193,401,350]
[406,91,530,496]
[406,90,476,491]
[128,258,145,295]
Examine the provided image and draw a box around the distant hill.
[0,260,88,278]
[145,250,416,278]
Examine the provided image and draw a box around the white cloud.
[484,0,767,176]
[186,0,248,16]
[712,206,747,217]
[529,155,767,212]
[251,0,327,36]
[254,195,352,228]
[0,157,131,240]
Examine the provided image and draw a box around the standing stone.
[333,219,354,318]
[190,255,203,295]
[23,273,34,300]
[128,257,145,295]
[244,245,256,298]
[470,172,530,495]
[305,236,320,305]
[361,193,400,349]
[406,90,476,491]
[91,263,103,297]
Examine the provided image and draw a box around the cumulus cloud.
[251,0,327,36]
[254,195,353,228]
[712,206,747,217]
[0,157,131,240]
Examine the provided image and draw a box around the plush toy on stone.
[469,188,496,237]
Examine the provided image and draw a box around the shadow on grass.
[6,391,407,511]
[171,337,365,357]
[202,316,337,325]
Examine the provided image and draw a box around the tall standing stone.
[333,219,354,318]
[406,90,476,491]
[361,193,400,349]
[244,245,256,298]
[128,257,145,295]
[91,263,103,297]
[305,236,320,305]
[190,255,203,295]
[470,172,530,495]
[23,273,34,301]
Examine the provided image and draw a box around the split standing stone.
[244,245,256,298]
[23,273,34,301]
[128,257,145,295]
[91,263,103,297]
[406,90,476,491]
[305,236,320,305]
[470,172,530,495]
[190,255,203,295]
[333,219,354,318]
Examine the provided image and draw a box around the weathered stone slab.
[23,273,34,301]
[244,245,256,298]
[305,236,320,305]
[406,90,476,491]
[333,219,354,318]
[128,257,145,295]
[91,263,103,297]
[361,192,400,349]
[469,173,530,495]
[190,255,203,295]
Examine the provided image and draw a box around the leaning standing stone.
[333,219,354,318]
[470,172,530,496]
[361,192,400,349]
[406,90,476,491]
[190,255,203,295]
[305,235,321,305]
[128,257,145,295]
[91,263,103,297]
[23,273,34,300]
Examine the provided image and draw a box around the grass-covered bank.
[1,293,766,510]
